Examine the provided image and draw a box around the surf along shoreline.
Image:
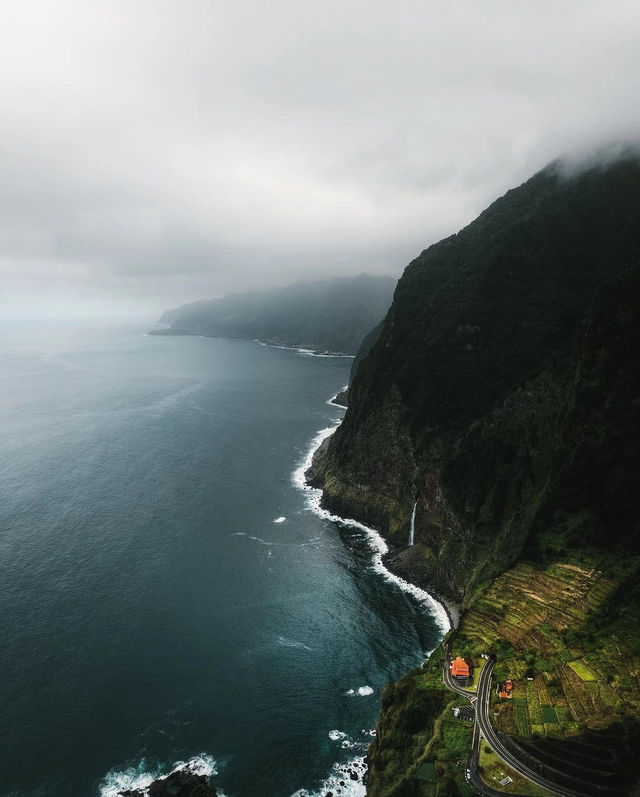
[288,405,456,797]
[293,408,458,637]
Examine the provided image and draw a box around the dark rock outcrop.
[118,769,217,797]
[331,389,349,407]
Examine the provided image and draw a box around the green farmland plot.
[513,699,531,736]
[568,660,597,681]
[456,558,640,746]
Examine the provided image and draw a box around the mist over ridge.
[1,2,640,317]
[153,272,396,355]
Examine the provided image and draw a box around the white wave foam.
[170,755,217,777]
[288,404,451,797]
[292,423,451,636]
[100,755,217,797]
[273,516,286,523]
[309,353,355,359]
[276,635,313,651]
[290,755,367,797]
[329,729,358,748]
[232,532,270,544]
[326,384,349,406]
[344,685,374,697]
[252,340,354,359]
[232,531,322,549]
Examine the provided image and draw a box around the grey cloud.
[1,0,640,316]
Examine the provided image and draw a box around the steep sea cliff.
[309,155,640,606]
[309,154,640,795]
[152,274,396,356]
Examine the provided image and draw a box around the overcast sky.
[1,0,639,319]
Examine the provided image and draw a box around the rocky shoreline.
[330,388,349,407]
[307,426,459,632]
[304,420,461,628]
[382,547,460,629]
[117,769,217,797]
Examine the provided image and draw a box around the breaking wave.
[253,340,354,359]
[100,755,218,797]
[344,685,374,697]
[290,755,367,797]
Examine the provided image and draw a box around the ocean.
[0,322,445,797]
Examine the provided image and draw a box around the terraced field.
[450,559,640,739]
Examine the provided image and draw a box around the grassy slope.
[367,648,474,797]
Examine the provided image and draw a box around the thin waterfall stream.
[408,501,417,546]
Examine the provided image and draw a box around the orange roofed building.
[499,678,513,699]
[451,656,470,679]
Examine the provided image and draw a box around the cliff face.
[310,156,640,797]
[309,156,640,605]
[153,273,396,355]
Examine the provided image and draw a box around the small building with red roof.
[498,678,513,698]
[451,656,471,679]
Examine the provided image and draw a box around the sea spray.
[408,501,417,546]
[290,756,367,797]
[327,383,349,406]
[100,755,218,797]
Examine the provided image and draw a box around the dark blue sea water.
[0,323,443,797]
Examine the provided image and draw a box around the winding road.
[442,642,590,797]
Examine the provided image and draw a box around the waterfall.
[408,501,417,546]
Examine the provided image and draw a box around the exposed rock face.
[118,769,217,797]
[331,389,349,407]
[309,383,418,538]
[309,155,640,607]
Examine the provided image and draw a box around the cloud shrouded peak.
[1,0,640,317]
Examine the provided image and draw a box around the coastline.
[255,340,355,359]
[326,384,349,407]
[290,413,454,796]
[149,328,356,358]
[382,549,461,630]
[292,418,453,640]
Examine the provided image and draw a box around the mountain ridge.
[151,273,396,355]
[307,154,640,795]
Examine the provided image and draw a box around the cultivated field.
[451,558,640,739]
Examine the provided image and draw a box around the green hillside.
[307,154,640,795]
[152,273,396,355]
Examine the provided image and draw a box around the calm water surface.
[0,323,441,797]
